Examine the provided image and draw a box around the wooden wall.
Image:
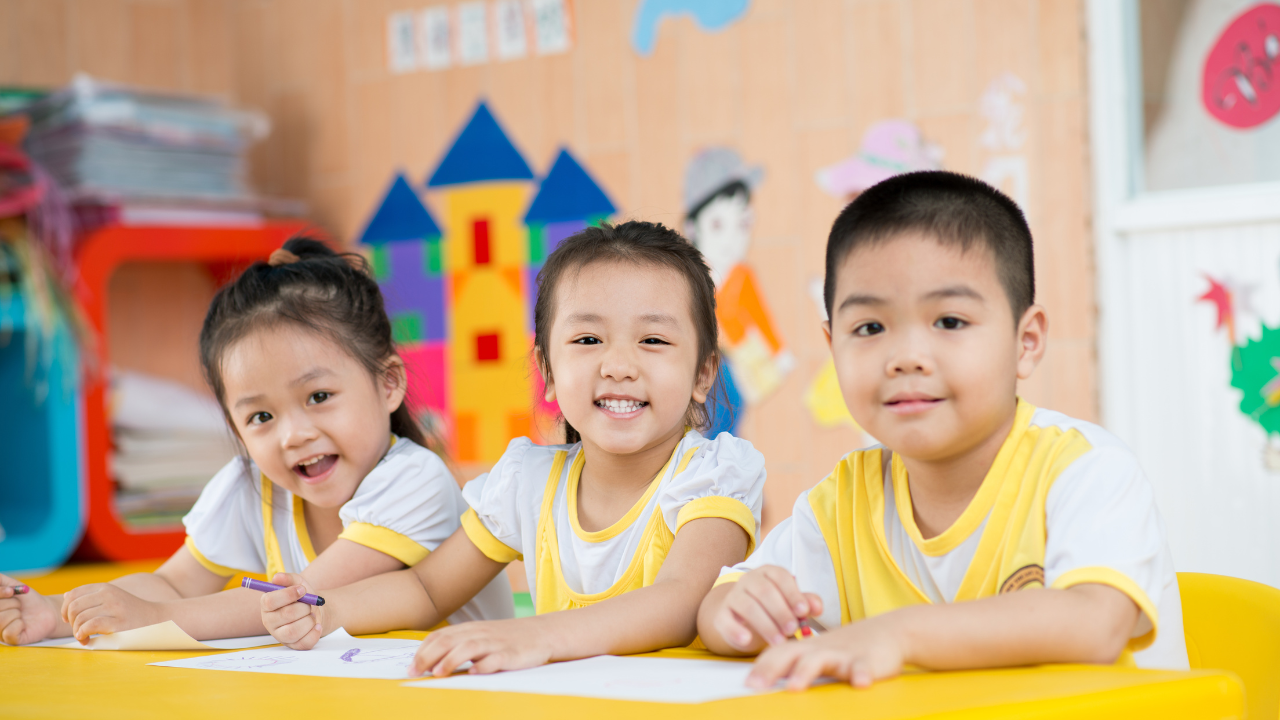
[0,0,1097,533]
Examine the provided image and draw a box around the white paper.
[417,7,452,70]
[456,2,489,65]
[150,629,427,679]
[529,0,571,55]
[493,0,528,60]
[14,621,277,651]
[405,655,778,704]
[387,11,417,73]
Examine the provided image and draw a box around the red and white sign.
[1203,3,1280,129]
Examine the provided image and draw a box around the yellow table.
[1,564,1245,718]
[0,635,1243,719]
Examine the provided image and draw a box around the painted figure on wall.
[807,121,942,432]
[683,147,792,436]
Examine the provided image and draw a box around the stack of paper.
[110,369,239,527]
[18,75,267,204]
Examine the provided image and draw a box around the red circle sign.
[1203,3,1280,129]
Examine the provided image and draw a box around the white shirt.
[183,437,513,624]
[727,408,1189,670]
[465,430,765,600]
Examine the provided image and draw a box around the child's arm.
[408,516,749,677]
[259,526,509,649]
[57,540,404,643]
[708,568,1140,690]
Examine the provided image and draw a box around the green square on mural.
[391,312,424,343]
[424,237,444,276]
[370,245,391,281]
[528,224,546,264]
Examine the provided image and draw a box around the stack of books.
[16,74,301,227]
[110,370,239,527]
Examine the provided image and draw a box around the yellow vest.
[809,401,1152,662]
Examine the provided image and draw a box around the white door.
[1090,0,1280,588]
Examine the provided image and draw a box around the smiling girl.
[0,238,512,645]
[258,221,766,678]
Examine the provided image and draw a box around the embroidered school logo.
[999,564,1045,593]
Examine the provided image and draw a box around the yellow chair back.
[1179,572,1280,719]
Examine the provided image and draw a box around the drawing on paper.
[339,647,417,665]
[201,653,297,670]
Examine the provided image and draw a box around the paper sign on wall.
[457,2,490,65]
[418,7,453,70]
[388,11,418,73]
[494,0,528,60]
[530,0,572,55]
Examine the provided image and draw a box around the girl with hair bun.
[0,236,512,645]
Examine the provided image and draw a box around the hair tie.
[269,248,301,266]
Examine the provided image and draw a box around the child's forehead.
[838,230,1001,285]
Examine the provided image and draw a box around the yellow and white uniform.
[182,437,513,624]
[719,401,1188,670]
[461,430,764,614]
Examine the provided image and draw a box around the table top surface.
[0,631,1243,720]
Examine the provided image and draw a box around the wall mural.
[632,0,751,55]
[683,148,791,436]
[360,101,615,463]
[1198,272,1280,470]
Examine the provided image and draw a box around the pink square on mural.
[401,342,448,413]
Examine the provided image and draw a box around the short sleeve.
[460,437,534,564]
[1044,444,1172,652]
[181,457,263,576]
[658,432,765,555]
[337,440,466,567]
[717,488,843,632]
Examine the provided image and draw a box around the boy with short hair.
[696,171,1188,689]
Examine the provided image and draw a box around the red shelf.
[74,222,306,561]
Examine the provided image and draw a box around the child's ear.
[535,348,556,402]
[691,354,718,404]
[1015,304,1048,380]
[382,356,409,412]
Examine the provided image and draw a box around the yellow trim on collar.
[713,571,745,588]
[461,507,523,563]
[565,443,689,543]
[293,495,318,563]
[261,476,286,581]
[183,536,239,577]
[338,522,429,566]
[675,496,757,557]
[1051,566,1160,651]
[890,400,1036,557]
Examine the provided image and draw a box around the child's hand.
[259,573,324,650]
[61,583,163,643]
[747,614,907,691]
[714,566,824,651]
[409,618,554,678]
[0,574,61,645]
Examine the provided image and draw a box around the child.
[259,221,765,678]
[0,238,512,645]
[697,171,1188,689]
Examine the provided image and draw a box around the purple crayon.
[241,578,325,606]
